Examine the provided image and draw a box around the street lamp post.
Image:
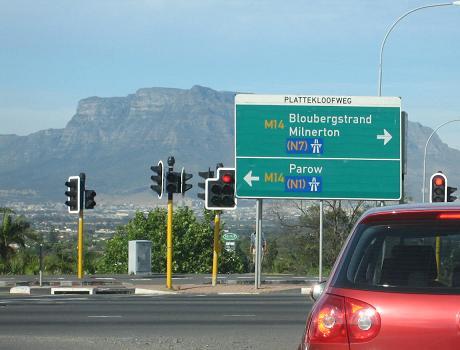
[422,119,460,202]
[378,1,460,96]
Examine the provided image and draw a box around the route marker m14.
[235,94,402,200]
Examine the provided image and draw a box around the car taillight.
[307,294,347,343]
[305,294,380,346]
[345,297,381,342]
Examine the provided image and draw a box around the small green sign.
[235,94,402,200]
[222,232,239,241]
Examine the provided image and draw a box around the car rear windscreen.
[333,220,460,294]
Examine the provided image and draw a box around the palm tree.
[0,208,36,263]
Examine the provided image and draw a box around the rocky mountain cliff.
[0,85,458,204]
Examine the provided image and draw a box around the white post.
[255,199,263,289]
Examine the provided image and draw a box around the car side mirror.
[310,281,327,301]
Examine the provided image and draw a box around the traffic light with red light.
[430,172,447,203]
[65,176,81,213]
[205,168,237,210]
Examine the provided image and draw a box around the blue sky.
[1,0,460,147]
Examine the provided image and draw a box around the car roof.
[359,202,460,223]
[364,202,460,214]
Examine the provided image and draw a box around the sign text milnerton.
[235,94,402,200]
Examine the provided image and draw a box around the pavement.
[0,274,317,296]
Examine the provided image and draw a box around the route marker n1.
[235,94,402,200]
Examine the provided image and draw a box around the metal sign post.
[319,200,323,282]
[255,199,263,289]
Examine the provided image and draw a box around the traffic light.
[448,186,457,202]
[197,168,214,201]
[205,168,237,210]
[85,190,97,209]
[180,167,193,195]
[165,170,181,194]
[150,160,164,199]
[430,172,447,203]
[65,176,81,213]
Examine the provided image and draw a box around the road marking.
[130,279,151,281]
[87,315,122,318]
[94,277,115,280]
[218,292,260,295]
[224,314,256,317]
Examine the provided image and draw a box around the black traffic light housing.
[65,176,81,213]
[181,167,193,195]
[85,190,97,209]
[205,167,237,210]
[197,168,214,201]
[430,172,447,203]
[150,160,164,199]
[448,186,457,202]
[165,170,181,194]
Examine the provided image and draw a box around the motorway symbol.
[235,94,402,200]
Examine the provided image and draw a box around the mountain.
[0,85,459,204]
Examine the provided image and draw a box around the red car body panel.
[330,287,460,350]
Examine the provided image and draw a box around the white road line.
[218,292,259,295]
[223,314,256,317]
[87,315,122,318]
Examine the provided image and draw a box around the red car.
[299,204,460,349]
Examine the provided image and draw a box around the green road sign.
[222,232,239,241]
[235,94,402,200]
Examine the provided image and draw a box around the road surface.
[0,293,311,350]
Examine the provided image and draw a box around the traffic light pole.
[77,172,86,279]
[78,209,84,279]
[212,211,221,287]
[166,193,173,289]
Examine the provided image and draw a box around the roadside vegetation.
[0,202,367,276]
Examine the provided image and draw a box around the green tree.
[0,208,37,271]
[99,207,247,274]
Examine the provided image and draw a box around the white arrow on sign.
[376,129,392,145]
[244,170,260,187]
